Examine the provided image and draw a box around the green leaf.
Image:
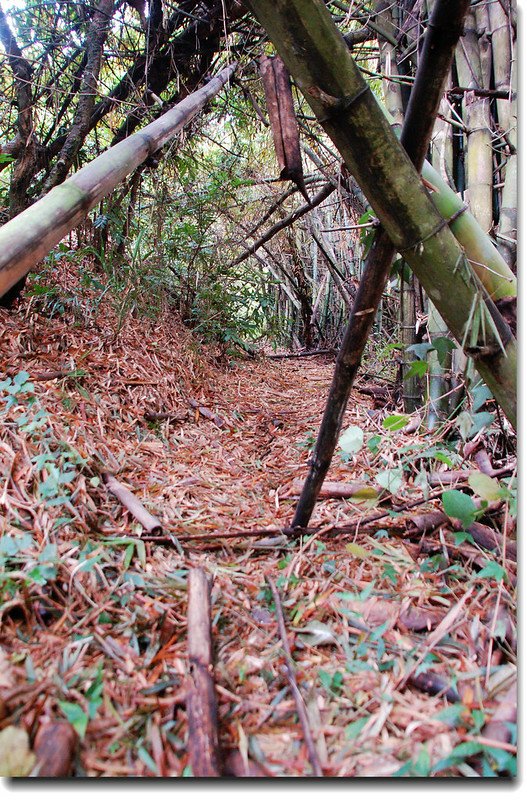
[469,411,494,437]
[471,383,492,412]
[431,336,456,366]
[475,560,507,582]
[58,701,89,738]
[137,746,160,776]
[442,490,477,528]
[338,425,364,454]
[345,542,370,559]
[468,472,502,502]
[434,703,466,725]
[375,468,404,494]
[406,342,434,360]
[345,717,369,740]
[367,434,381,454]
[431,741,483,774]
[403,360,428,380]
[123,543,135,570]
[382,414,410,432]
[455,411,473,441]
[413,746,431,777]
[13,371,31,387]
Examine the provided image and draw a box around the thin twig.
[266,577,323,777]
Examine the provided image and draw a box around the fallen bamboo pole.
[102,472,162,535]
[267,348,336,359]
[186,568,222,777]
[0,63,237,298]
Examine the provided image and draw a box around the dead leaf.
[0,726,36,777]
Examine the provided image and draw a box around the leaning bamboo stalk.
[280,0,480,527]
[186,568,222,778]
[247,0,516,434]
[422,157,516,302]
[0,63,237,298]
[102,472,162,534]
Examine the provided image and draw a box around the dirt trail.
[0,276,516,777]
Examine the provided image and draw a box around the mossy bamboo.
[0,63,237,299]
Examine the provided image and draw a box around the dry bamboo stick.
[102,472,162,535]
[267,578,323,777]
[188,399,228,429]
[186,568,222,778]
[291,479,373,498]
[267,348,336,359]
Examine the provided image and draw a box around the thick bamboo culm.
[0,63,237,298]
[246,0,516,432]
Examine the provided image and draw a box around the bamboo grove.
[0,2,517,434]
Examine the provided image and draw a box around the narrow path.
[0,287,515,777]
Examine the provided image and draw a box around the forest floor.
[0,263,517,778]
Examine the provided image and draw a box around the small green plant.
[59,663,104,739]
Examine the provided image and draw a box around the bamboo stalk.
[268,0,482,527]
[186,568,222,778]
[421,159,516,300]
[0,63,237,298]
[455,8,493,233]
[246,0,516,427]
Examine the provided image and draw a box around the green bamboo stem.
[246,0,515,430]
[0,63,237,299]
[455,9,493,233]
[421,160,516,301]
[426,303,451,430]
[490,1,517,269]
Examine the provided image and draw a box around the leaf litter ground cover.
[0,264,517,777]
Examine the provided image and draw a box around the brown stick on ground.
[144,411,187,424]
[188,399,228,429]
[102,472,162,535]
[292,479,373,498]
[267,578,323,777]
[267,348,336,360]
[186,568,222,777]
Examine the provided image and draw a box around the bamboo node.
[308,84,369,122]
[353,307,375,317]
[399,216,449,255]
